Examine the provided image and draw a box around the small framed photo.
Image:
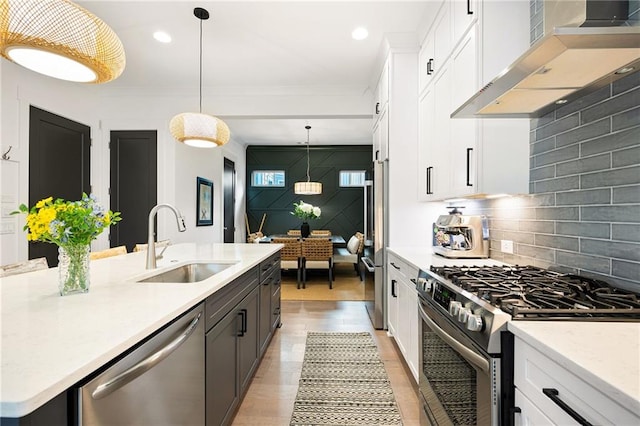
[196,177,213,226]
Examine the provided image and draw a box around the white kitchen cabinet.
[418,1,450,94]
[452,0,477,47]
[417,0,530,201]
[387,252,419,382]
[418,62,451,201]
[373,106,388,163]
[514,336,639,425]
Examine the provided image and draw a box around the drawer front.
[205,267,259,332]
[514,388,554,426]
[514,338,638,425]
[387,253,418,283]
[259,252,281,282]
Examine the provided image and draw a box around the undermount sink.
[138,262,237,283]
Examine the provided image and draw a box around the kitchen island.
[0,243,281,420]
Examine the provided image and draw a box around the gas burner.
[430,265,640,320]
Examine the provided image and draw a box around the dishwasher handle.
[92,311,202,400]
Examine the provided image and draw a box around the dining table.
[258,234,346,245]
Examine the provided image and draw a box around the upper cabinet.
[418,0,530,201]
[372,61,389,162]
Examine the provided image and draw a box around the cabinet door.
[373,108,388,162]
[432,1,451,75]
[418,85,435,201]
[396,279,410,358]
[206,310,240,426]
[432,63,452,199]
[386,268,399,336]
[258,273,272,356]
[238,287,260,395]
[514,389,555,426]
[450,27,478,197]
[452,0,477,47]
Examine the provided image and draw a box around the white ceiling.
[79,1,438,145]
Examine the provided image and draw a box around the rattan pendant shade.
[0,0,125,83]
[170,7,229,148]
[294,125,322,195]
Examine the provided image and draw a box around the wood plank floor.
[231,300,425,426]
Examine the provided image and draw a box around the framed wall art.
[196,177,213,226]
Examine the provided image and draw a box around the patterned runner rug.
[290,332,403,425]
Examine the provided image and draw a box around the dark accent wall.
[246,145,372,240]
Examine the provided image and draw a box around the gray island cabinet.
[0,243,282,426]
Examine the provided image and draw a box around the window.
[251,170,285,187]
[339,170,366,187]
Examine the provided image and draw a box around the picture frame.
[196,177,213,226]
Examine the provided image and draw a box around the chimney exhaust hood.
[452,1,640,119]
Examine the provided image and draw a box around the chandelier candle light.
[0,0,125,83]
[294,125,322,195]
[169,7,230,148]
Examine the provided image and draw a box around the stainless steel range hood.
[452,1,640,119]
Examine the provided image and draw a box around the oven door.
[418,296,500,426]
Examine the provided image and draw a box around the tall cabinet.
[418,0,530,201]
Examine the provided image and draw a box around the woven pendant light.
[294,125,322,195]
[0,0,125,83]
[170,7,229,148]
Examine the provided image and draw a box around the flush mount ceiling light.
[351,27,368,41]
[169,7,229,148]
[294,125,322,195]
[0,0,125,83]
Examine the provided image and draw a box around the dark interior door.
[29,106,91,266]
[223,158,235,243]
[110,130,157,252]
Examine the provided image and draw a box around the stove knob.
[458,307,470,323]
[418,277,432,293]
[449,301,462,317]
[466,314,484,332]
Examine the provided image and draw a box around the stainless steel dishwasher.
[78,303,205,425]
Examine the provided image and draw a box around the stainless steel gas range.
[416,264,640,426]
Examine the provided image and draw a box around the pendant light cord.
[306,127,311,182]
[199,16,203,113]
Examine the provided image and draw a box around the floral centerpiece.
[291,201,321,237]
[14,193,121,295]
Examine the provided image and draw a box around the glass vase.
[58,244,91,296]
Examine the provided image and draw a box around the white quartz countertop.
[387,246,506,272]
[0,243,280,418]
[509,321,640,416]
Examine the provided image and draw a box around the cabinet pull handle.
[511,406,521,426]
[237,310,247,337]
[375,150,380,161]
[426,58,434,75]
[390,262,400,270]
[92,311,202,400]
[467,0,473,14]
[410,278,417,284]
[542,388,593,426]
[375,102,380,115]
[391,279,397,298]
[466,148,473,187]
[426,167,433,194]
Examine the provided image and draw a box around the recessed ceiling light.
[352,27,368,41]
[153,31,172,43]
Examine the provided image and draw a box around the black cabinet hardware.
[391,279,397,298]
[426,167,434,194]
[466,148,473,187]
[427,58,434,75]
[375,102,380,115]
[410,278,417,284]
[467,0,473,14]
[390,262,400,270]
[237,309,248,337]
[542,388,593,426]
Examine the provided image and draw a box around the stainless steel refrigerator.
[363,160,387,329]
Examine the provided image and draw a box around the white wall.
[0,60,246,266]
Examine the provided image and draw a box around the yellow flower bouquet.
[14,193,121,295]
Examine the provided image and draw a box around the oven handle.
[419,301,489,373]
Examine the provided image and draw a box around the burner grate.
[430,265,640,320]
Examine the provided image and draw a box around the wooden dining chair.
[133,239,170,252]
[301,238,333,289]
[310,230,332,236]
[0,257,49,278]
[332,232,365,281]
[287,229,301,236]
[272,237,302,288]
[89,245,128,260]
